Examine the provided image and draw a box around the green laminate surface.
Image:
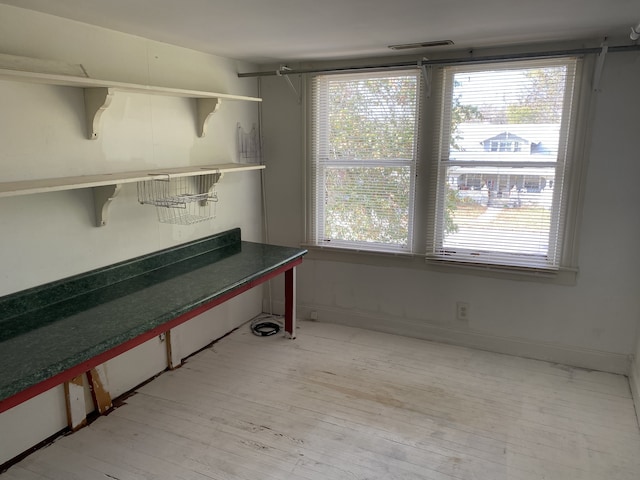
[0,228,243,326]
[0,230,306,403]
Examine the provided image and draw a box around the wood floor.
[4,321,640,479]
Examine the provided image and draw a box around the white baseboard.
[267,300,631,375]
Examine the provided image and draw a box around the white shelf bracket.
[197,172,222,206]
[196,98,221,137]
[93,183,122,227]
[84,87,114,140]
[199,172,223,191]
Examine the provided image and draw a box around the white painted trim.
[273,300,631,375]
[303,246,579,285]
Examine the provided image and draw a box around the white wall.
[0,5,263,465]
[260,50,640,375]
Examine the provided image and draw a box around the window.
[309,71,420,252]
[427,58,579,270]
[489,140,520,152]
[308,57,584,274]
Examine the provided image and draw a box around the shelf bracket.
[198,172,222,206]
[93,183,122,227]
[196,98,221,137]
[84,87,114,140]
[199,172,223,192]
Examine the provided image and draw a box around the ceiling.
[0,0,638,64]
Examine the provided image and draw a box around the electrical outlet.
[456,302,470,321]
[309,310,318,321]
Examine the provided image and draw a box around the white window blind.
[427,58,579,270]
[310,71,419,252]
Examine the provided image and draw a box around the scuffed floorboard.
[4,321,640,479]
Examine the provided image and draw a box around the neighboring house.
[481,131,529,152]
[449,123,559,206]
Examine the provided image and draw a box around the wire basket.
[137,174,219,225]
[237,122,261,163]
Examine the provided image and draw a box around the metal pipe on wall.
[238,44,640,78]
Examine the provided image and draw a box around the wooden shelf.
[0,164,265,226]
[0,60,265,226]
[0,68,262,139]
[0,164,264,197]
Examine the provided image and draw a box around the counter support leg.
[284,267,297,339]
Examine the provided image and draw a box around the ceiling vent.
[388,40,454,50]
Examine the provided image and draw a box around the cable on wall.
[228,80,279,335]
[246,76,286,336]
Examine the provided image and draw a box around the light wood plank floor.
[4,321,640,479]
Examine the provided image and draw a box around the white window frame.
[426,57,585,273]
[305,55,591,283]
[308,70,420,253]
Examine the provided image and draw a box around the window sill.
[301,243,578,285]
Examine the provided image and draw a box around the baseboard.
[267,300,631,375]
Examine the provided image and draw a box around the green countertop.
[0,229,306,405]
